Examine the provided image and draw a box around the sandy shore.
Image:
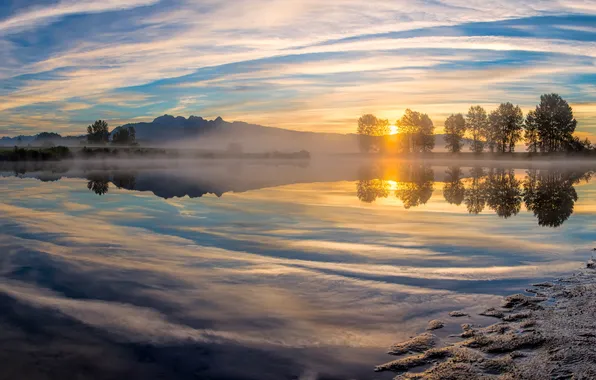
[375,260,596,379]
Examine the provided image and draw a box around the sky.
[0,0,595,137]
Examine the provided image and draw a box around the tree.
[532,94,577,152]
[488,103,524,153]
[357,114,390,152]
[397,109,435,153]
[566,136,592,152]
[524,110,539,153]
[112,126,137,145]
[466,106,488,153]
[444,114,466,153]
[87,120,109,144]
[443,167,465,205]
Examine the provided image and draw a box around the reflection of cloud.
[2,169,595,378]
[62,201,92,211]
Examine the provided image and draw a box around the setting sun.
[389,125,399,135]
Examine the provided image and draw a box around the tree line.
[357,94,590,154]
[357,165,591,227]
[87,120,137,145]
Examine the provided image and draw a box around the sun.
[389,125,399,135]
[387,180,399,191]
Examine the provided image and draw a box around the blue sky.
[0,0,595,137]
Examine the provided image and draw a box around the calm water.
[1,159,595,379]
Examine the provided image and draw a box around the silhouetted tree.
[464,167,487,214]
[489,103,524,153]
[112,126,137,145]
[466,106,488,153]
[443,167,465,205]
[485,168,522,218]
[523,170,578,227]
[397,109,435,153]
[532,94,577,152]
[524,110,539,153]
[35,132,62,143]
[357,114,390,152]
[395,165,434,208]
[566,136,593,153]
[87,120,109,144]
[444,114,466,153]
[357,179,390,203]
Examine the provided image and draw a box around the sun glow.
[389,125,399,135]
[387,180,399,191]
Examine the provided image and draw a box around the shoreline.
[375,260,596,379]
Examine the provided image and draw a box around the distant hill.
[114,115,469,153]
[111,115,358,153]
[1,115,474,153]
[0,133,84,147]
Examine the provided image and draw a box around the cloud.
[1,0,596,135]
[0,0,160,34]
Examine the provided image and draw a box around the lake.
[1,158,595,379]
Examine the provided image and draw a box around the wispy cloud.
[0,0,595,135]
[0,0,159,34]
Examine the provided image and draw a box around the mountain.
[114,115,361,153]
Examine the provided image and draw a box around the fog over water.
[1,158,595,379]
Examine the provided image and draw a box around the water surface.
[1,159,595,379]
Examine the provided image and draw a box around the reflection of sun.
[389,125,399,135]
[387,180,398,191]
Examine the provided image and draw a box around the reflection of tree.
[395,165,434,209]
[87,173,110,195]
[464,167,486,214]
[523,170,579,227]
[443,167,465,205]
[357,179,390,203]
[486,168,522,218]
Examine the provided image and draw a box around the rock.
[501,294,546,309]
[387,332,436,355]
[503,312,532,322]
[484,322,510,334]
[520,320,536,328]
[448,311,469,317]
[426,319,445,330]
[532,282,554,288]
[463,331,545,353]
[479,307,504,319]
[588,259,595,269]
[460,323,475,338]
[376,346,483,374]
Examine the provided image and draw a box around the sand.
[376,263,596,379]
